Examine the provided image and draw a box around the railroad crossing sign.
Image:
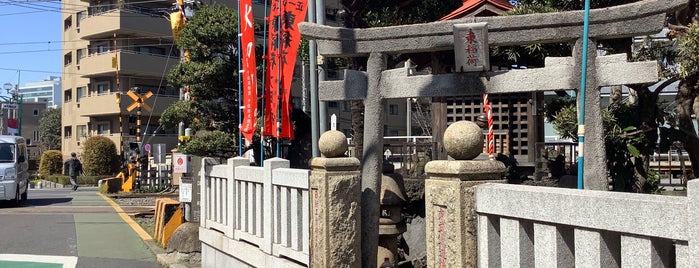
[126,90,153,112]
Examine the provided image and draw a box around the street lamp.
[1,82,21,136]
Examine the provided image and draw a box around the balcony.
[77,92,121,116]
[78,92,179,117]
[79,8,171,39]
[79,50,177,78]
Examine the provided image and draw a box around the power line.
[0,36,175,46]
[0,66,177,80]
[0,43,179,55]
[0,0,176,18]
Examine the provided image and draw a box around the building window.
[64,89,72,103]
[76,48,85,64]
[63,16,72,31]
[96,122,109,135]
[342,101,350,112]
[76,125,87,139]
[33,109,39,116]
[76,86,86,101]
[76,11,85,27]
[389,104,399,115]
[64,52,72,66]
[96,83,109,95]
[33,131,39,144]
[64,126,72,138]
[328,101,338,108]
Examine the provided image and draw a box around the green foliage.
[159,100,202,131]
[551,105,578,140]
[643,169,663,194]
[39,107,61,150]
[43,175,100,186]
[38,150,63,176]
[99,183,108,194]
[82,136,119,176]
[510,0,637,10]
[77,176,101,185]
[678,23,699,78]
[604,103,658,192]
[490,4,571,67]
[364,0,462,27]
[544,97,575,122]
[44,175,70,185]
[181,130,236,158]
[167,5,239,134]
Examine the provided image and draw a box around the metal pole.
[237,0,243,156]
[316,0,327,135]
[308,0,319,157]
[135,88,142,190]
[276,0,282,157]
[577,0,591,189]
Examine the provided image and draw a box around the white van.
[0,136,28,205]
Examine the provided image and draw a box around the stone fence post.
[425,121,506,267]
[310,130,362,267]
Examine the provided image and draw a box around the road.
[0,187,161,268]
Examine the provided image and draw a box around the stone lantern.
[377,160,407,267]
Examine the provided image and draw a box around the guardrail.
[475,181,699,266]
[200,157,310,267]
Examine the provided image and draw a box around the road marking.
[0,254,77,268]
[97,193,153,241]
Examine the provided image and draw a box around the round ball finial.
[443,120,484,160]
[319,130,348,158]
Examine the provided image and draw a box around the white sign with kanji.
[179,178,192,202]
[454,22,489,72]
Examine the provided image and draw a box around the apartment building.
[61,0,181,159]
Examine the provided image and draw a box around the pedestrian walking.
[64,152,83,191]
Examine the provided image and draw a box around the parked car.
[0,135,29,205]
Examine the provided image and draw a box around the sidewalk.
[97,192,200,268]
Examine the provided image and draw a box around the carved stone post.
[310,130,362,267]
[425,121,506,267]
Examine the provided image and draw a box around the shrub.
[82,136,119,176]
[39,150,63,176]
[77,176,101,185]
[46,175,71,185]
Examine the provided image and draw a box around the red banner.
[262,0,281,137]
[239,0,257,143]
[263,0,307,139]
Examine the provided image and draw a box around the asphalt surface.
[0,187,162,268]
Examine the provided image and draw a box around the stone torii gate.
[299,0,686,266]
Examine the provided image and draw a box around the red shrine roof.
[439,0,514,21]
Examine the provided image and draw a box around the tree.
[672,19,699,179]
[39,107,61,150]
[180,130,236,159]
[159,100,202,131]
[166,5,239,136]
[82,136,119,176]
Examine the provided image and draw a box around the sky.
[0,2,62,93]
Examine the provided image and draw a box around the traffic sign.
[126,90,153,112]
[173,153,191,173]
[2,103,18,110]
[144,144,151,152]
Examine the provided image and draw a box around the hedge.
[43,175,102,186]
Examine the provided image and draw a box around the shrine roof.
[439,0,514,21]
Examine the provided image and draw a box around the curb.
[98,192,195,268]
